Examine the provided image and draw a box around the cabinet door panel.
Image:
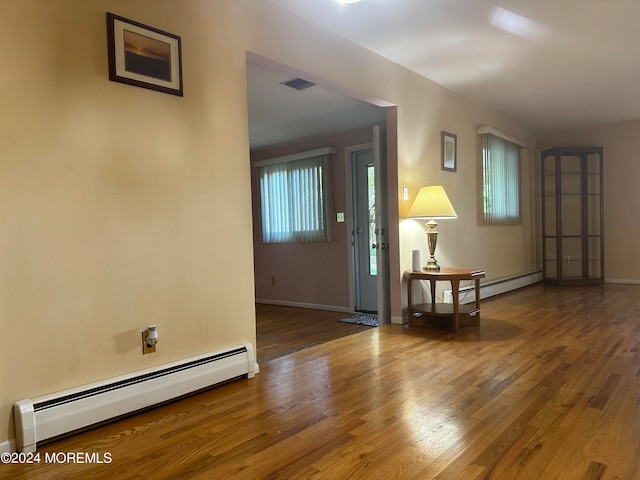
[560,195,582,236]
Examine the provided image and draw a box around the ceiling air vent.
[280,78,316,91]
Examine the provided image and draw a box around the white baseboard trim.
[444,270,543,304]
[256,299,351,313]
[256,299,407,324]
[1,439,15,454]
[605,278,640,285]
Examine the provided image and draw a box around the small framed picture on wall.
[441,131,457,172]
[106,12,183,96]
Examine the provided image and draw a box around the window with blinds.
[481,134,521,225]
[256,149,333,243]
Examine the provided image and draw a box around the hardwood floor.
[256,304,373,362]
[3,284,640,479]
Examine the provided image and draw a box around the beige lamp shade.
[407,185,457,219]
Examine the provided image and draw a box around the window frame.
[481,133,522,225]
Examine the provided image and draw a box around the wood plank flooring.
[256,304,373,362]
[3,284,640,479]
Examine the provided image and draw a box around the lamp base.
[424,221,441,271]
[423,256,440,271]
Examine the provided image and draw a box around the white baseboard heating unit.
[14,343,257,453]
[443,271,542,304]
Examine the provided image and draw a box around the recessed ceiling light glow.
[490,6,551,42]
[337,0,363,4]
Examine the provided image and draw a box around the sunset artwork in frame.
[106,12,183,96]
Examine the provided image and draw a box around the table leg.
[407,276,413,320]
[474,277,481,318]
[429,279,436,312]
[451,279,460,332]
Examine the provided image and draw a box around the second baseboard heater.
[14,343,257,453]
[444,271,542,304]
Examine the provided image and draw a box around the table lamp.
[407,185,457,271]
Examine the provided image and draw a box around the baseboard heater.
[14,343,257,453]
[444,271,542,304]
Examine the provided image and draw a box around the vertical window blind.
[256,148,334,243]
[482,134,521,225]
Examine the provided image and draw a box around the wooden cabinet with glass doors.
[541,146,603,285]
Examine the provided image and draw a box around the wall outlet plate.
[337,212,345,223]
[142,330,156,354]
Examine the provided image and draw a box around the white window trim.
[477,125,528,148]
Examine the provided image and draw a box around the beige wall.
[0,0,257,444]
[0,0,539,446]
[540,121,640,283]
[396,83,539,291]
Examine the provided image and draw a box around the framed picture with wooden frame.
[106,12,183,96]
[441,131,457,172]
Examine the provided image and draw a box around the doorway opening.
[246,54,396,361]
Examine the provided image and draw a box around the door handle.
[371,243,377,249]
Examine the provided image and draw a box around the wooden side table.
[405,267,486,332]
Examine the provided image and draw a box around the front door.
[372,125,390,322]
[353,148,378,312]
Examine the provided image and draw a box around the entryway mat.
[338,313,378,327]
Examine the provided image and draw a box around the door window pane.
[367,164,377,275]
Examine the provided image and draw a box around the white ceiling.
[246,62,387,149]
[258,0,640,139]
